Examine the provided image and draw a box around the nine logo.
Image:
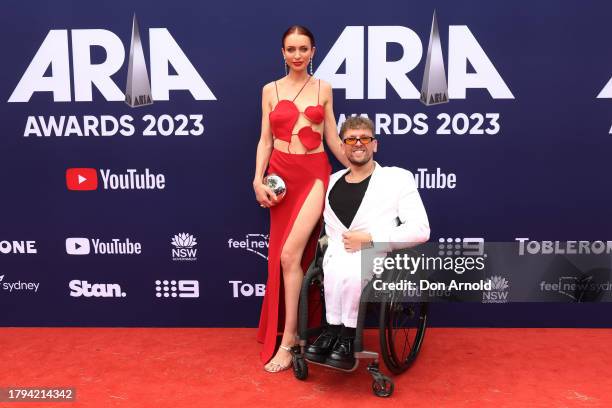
[155,279,199,298]
[438,237,484,256]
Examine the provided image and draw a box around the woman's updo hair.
[282,25,315,49]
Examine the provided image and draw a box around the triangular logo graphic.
[125,14,153,107]
[420,10,449,106]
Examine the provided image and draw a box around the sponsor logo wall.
[2,1,612,328]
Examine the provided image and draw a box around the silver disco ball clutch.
[263,174,286,202]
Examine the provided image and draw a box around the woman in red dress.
[253,25,349,372]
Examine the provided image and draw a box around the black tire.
[292,355,308,381]
[372,376,394,397]
[379,301,428,374]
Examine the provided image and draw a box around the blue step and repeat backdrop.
[1,0,612,327]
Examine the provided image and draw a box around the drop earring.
[284,60,288,76]
[309,58,313,75]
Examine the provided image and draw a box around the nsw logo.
[171,233,197,261]
[66,168,98,191]
[482,275,509,303]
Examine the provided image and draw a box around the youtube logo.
[66,238,91,255]
[66,168,98,191]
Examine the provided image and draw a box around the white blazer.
[322,162,431,275]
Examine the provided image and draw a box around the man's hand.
[342,231,372,253]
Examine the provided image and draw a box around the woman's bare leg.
[264,180,325,372]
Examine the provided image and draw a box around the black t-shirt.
[329,172,372,229]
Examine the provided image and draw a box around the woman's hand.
[254,182,278,208]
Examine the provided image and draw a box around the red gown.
[256,78,331,363]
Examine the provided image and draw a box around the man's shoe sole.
[304,351,329,363]
[324,357,356,370]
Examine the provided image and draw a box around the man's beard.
[348,151,372,166]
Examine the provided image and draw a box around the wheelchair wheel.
[379,301,428,374]
[372,375,394,397]
[292,353,308,381]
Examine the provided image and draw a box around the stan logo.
[482,275,509,303]
[155,279,199,298]
[227,234,269,260]
[69,280,126,298]
[171,233,198,261]
[8,15,215,104]
[438,237,484,256]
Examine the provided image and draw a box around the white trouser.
[322,241,380,328]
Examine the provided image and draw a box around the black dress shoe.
[325,336,355,370]
[304,330,338,363]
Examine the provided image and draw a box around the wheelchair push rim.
[379,301,428,375]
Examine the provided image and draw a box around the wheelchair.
[290,235,429,397]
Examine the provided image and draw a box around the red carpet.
[0,328,611,407]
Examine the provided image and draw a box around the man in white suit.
[304,116,430,369]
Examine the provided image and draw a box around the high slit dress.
[256,78,332,363]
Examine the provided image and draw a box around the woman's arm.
[253,83,277,207]
[321,81,350,168]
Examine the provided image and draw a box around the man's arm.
[370,169,430,251]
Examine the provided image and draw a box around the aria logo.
[8,14,215,105]
[482,275,509,303]
[171,233,198,261]
[315,11,513,102]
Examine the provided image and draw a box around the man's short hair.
[339,116,375,138]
